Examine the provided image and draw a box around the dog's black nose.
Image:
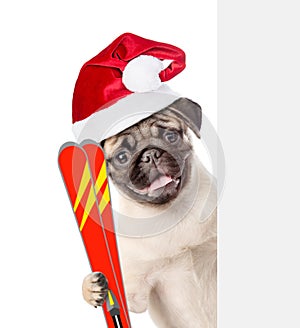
[141,148,163,163]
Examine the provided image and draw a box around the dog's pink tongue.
[149,175,173,191]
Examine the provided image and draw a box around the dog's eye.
[115,150,129,165]
[164,131,179,143]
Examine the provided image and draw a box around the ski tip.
[80,139,106,154]
[58,142,81,170]
[58,141,79,156]
[80,139,100,147]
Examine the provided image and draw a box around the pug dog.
[82,98,217,328]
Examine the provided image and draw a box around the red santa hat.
[72,33,186,142]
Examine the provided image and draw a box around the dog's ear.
[168,98,202,138]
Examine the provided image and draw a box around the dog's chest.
[118,223,193,263]
[117,207,216,264]
[118,235,196,287]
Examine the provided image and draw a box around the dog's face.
[102,98,202,205]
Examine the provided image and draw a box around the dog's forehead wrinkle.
[123,133,136,148]
[125,126,143,142]
[150,124,159,137]
[155,121,182,131]
[138,120,153,138]
[154,113,183,130]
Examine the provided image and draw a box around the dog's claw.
[82,272,108,307]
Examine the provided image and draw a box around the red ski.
[58,142,131,328]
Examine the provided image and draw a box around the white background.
[2,1,299,328]
[0,1,216,327]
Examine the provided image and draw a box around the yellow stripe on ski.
[99,183,110,214]
[79,185,97,231]
[73,162,90,212]
[95,162,107,193]
[79,162,109,231]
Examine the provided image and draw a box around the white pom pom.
[122,55,164,93]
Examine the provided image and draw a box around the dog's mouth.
[128,172,182,204]
[137,174,181,194]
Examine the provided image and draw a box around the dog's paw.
[82,272,108,307]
